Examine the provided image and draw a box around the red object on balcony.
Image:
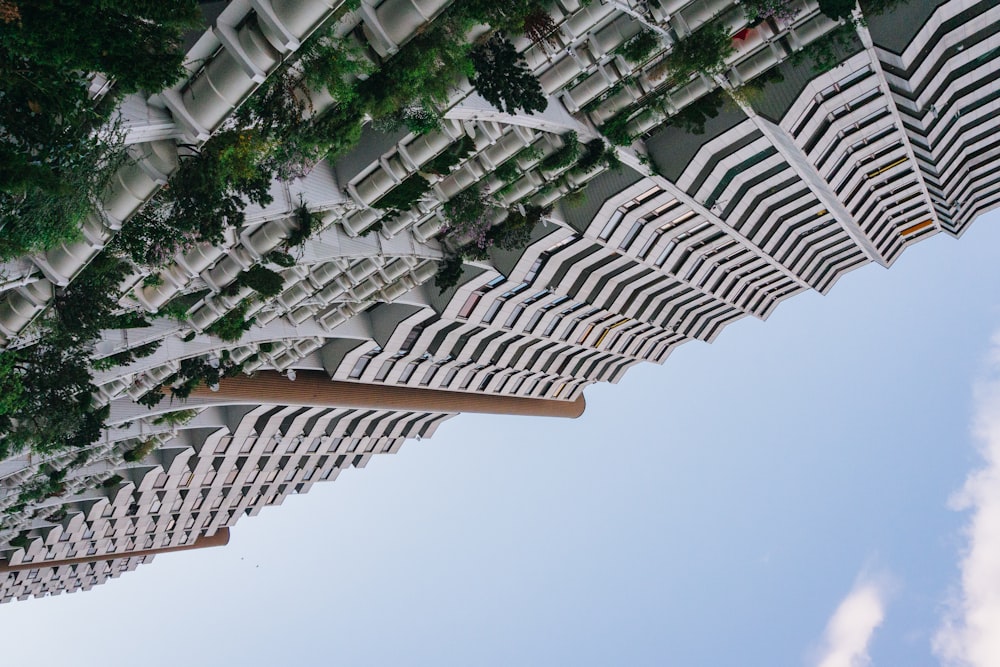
[733,27,753,41]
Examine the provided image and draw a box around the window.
[619,220,644,251]
[348,356,371,379]
[598,209,624,241]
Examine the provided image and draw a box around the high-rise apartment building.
[0,0,997,602]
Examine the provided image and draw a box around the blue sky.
[2,211,1000,666]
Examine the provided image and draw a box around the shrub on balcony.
[488,205,550,251]
[267,251,296,268]
[494,161,521,183]
[151,409,199,427]
[205,302,254,343]
[236,32,373,171]
[573,140,610,174]
[287,203,320,248]
[100,475,123,488]
[235,266,285,298]
[0,342,105,459]
[114,131,275,266]
[663,22,735,81]
[601,113,635,146]
[442,186,498,256]
[165,357,245,400]
[15,468,68,506]
[9,534,30,549]
[156,291,208,323]
[434,201,550,293]
[137,388,165,408]
[0,127,127,260]
[92,340,162,371]
[2,1,198,95]
[459,0,537,33]
[742,0,800,23]
[617,30,661,63]
[358,30,469,122]
[540,132,581,171]
[46,508,68,523]
[373,174,433,214]
[425,136,477,175]
[375,104,442,135]
[123,438,158,463]
[51,254,133,344]
[0,218,174,460]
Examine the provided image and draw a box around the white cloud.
[814,577,887,667]
[933,331,1000,667]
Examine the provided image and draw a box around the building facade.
[0,0,998,601]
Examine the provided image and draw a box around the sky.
[2,211,1000,666]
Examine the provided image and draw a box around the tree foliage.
[818,0,857,20]
[236,266,285,298]
[742,0,800,23]
[0,0,197,257]
[434,254,466,294]
[205,302,254,342]
[1,1,198,94]
[666,90,726,135]
[373,174,432,214]
[112,132,275,266]
[442,186,497,256]
[470,34,547,115]
[617,30,661,63]
[0,343,102,459]
[488,205,549,251]
[523,7,559,49]
[664,22,735,80]
[791,23,860,73]
[540,132,581,171]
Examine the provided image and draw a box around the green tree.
[470,34,547,115]
[818,0,857,20]
[0,0,198,213]
[666,90,726,134]
[113,132,275,266]
[617,30,661,63]
[1,1,198,94]
[51,254,131,345]
[434,254,466,293]
[489,205,550,251]
[205,302,255,342]
[665,22,735,80]
[0,343,101,458]
[236,266,286,298]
